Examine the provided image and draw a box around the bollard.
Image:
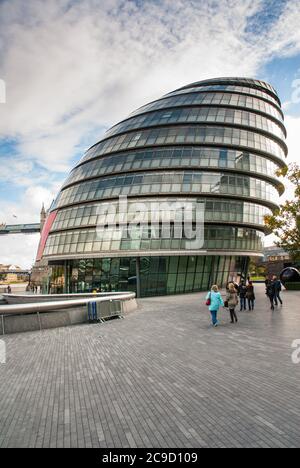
[92,301,97,321]
[87,302,92,322]
[37,311,42,331]
[1,315,4,336]
[87,301,98,323]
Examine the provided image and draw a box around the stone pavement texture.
[0,284,299,448]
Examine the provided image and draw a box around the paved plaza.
[0,284,300,448]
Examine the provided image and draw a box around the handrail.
[2,291,132,303]
[3,291,130,299]
[0,292,136,315]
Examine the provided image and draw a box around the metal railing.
[0,223,40,235]
[0,292,136,334]
[2,291,134,304]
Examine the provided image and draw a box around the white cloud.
[265,1,300,57]
[0,234,39,269]
[279,114,300,201]
[1,0,300,172]
[285,115,300,166]
[0,184,57,225]
[0,184,57,269]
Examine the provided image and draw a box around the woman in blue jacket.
[206,285,224,327]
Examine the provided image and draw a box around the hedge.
[284,282,300,291]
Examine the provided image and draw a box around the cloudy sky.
[0,0,300,268]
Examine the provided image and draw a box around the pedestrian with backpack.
[206,285,224,328]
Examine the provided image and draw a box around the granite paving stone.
[0,284,299,448]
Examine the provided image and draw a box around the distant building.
[40,204,47,232]
[263,246,292,277]
[263,246,290,262]
[0,264,27,283]
[30,204,52,290]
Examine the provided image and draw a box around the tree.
[249,258,266,279]
[265,163,300,262]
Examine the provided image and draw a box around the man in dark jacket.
[246,281,255,310]
[238,281,247,311]
[272,275,283,306]
[265,276,271,292]
[266,279,276,310]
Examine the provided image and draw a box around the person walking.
[265,276,271,294]
[206,285,224,327]
[226,283,239,323]
[238,280,247,311]
[273,275,283,306]
[266,279,276,310]
[226,281,239,293]
[246,281,255,310]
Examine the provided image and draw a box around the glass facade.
[55,171,280,208]
[129,92,283,121]
[64,147,283,188]
[42,77,287,297]
[52,199,272,231]
[49,255,249,297]
[44,226,264,257]
[78,125,286,165]
[105,106,285,140]
[168,78,280,100]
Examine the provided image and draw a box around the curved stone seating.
[0,292,137,335]
[2,291,132,304]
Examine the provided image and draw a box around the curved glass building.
[39,77,287,296]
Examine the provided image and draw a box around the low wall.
[0,306,87,335]
[0,293,137,335]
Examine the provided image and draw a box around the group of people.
[265,275,283,310]
[206,275,283,327]
[206,276,274,327]
[26,284,40,294]
[236,280,256,311]
[205,279,256,327]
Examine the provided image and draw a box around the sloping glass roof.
[173,77,279,102]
